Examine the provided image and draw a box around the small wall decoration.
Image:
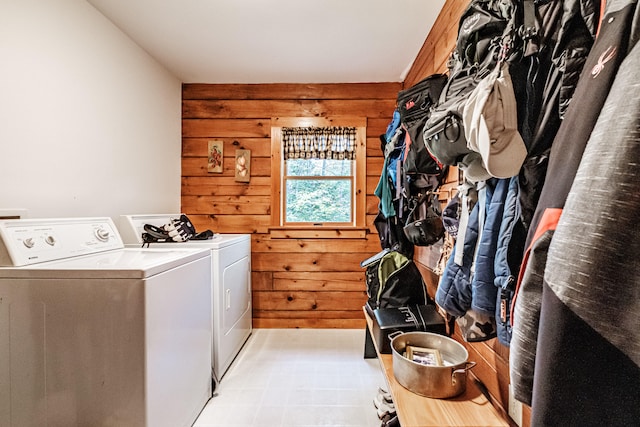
[235,149,251,182]
[207,140,224,173]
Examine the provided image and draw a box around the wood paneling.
[183,99,396,119]
[252,237,380,253]
[182,118,271,138]
[253,291,366,311]
[273,274,363,292]
[183,138,271,157]
[252,252,369,272]
[182,83,401,100]
[181,82,397,330]
[181,195,271,215]
[182,156,272,176]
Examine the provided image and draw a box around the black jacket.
[510,0,639,412]
[517,0,602,231]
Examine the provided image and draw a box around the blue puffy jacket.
[436,178,510,319]
[493,176,523,345]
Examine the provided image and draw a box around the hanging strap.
[596,0,607,38]
[454,182,477,266]
[404,192,433,227]
[520,0,539,57]
[470,182,487,275]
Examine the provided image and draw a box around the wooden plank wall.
[181,83,400,328]
[406,1,531,425]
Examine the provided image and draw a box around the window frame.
[270,117,367,237]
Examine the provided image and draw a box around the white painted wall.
[0,0,182,220]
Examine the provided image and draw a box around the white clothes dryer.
[0,217,212,427]
[118,214,252,382]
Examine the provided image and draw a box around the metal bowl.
[390,331,476,398]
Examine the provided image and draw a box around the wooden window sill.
[268,226,368,239]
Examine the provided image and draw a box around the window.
[271,117,366,233]
[283,127,355,225]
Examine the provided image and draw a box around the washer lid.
[0,247,211,279]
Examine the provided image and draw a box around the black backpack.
[396,74,448,176]
[423,0,522,167]
[403,191,445,247]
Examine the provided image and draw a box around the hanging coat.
[493,176,525,346]
[436,178,510,319]
[510,0,639,406]
[532,33,640,426]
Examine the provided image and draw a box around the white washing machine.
[118,214,252,382]
[0,217,212,427]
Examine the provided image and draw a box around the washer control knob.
[23,238,35,248]
[45,235,56,246]
[95,228,110,242]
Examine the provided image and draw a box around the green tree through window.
[285,158,353,223]
[281,126,356,225]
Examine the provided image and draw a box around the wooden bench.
[364,307,509,427]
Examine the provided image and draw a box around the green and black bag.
[363,250,429,310]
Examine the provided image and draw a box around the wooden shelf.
[364,307,508,427]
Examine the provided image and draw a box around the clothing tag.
[500,289,509,322]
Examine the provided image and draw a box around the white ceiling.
[87,0,445,84]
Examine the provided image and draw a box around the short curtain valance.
[282,127,356,160]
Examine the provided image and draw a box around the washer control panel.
[0,217,124,266]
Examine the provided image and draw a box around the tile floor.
[193,328,386,427]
